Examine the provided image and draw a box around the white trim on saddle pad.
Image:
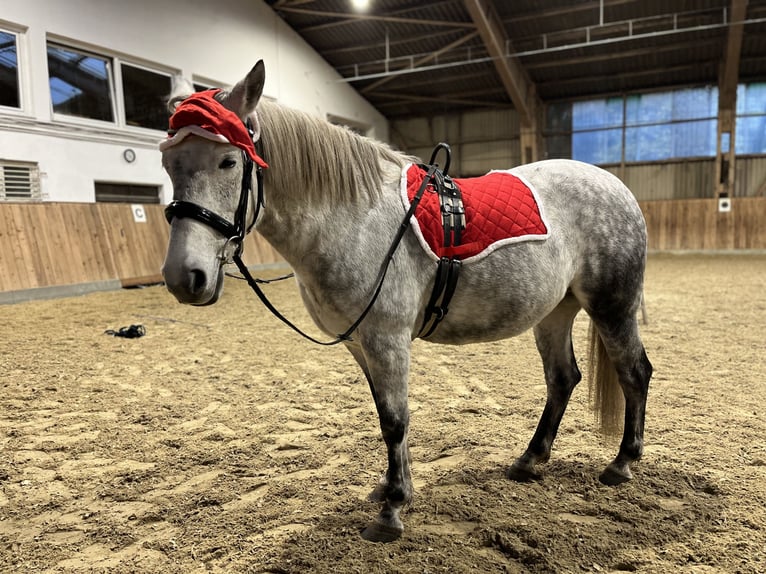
[399,163,551,265]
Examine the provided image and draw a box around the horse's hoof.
[599,464,632,486]
[360,520,403,543]
[506,462,542,483]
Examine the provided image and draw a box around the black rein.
[230,163,439,346]
[164,116,447,346]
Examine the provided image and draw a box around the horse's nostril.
[190,269,207,294]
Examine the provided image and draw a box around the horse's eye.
[219,158,237,169]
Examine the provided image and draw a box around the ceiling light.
[351,0,370,11]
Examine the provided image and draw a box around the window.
[0,29,20,109]
[47,43,114,122]
[121,63,171,130]
[0,161,41,201]
[624,88,717,161]
[95,182,160,203]
[46,41,172,131]
[544,102,571,159]
[547,85,732,165]
[736,83,766,155]
[571,98,623,164]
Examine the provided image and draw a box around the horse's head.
[160,61,266,305]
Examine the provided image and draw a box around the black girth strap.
[417,143,464,339]
[419,257,461,339]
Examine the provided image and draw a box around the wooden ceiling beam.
[719,0,748,111]
[462,0,539,126]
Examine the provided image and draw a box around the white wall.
[0,0,388,203]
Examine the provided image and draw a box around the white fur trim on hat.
[159,125,231,152]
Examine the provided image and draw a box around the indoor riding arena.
[1,1,765,573]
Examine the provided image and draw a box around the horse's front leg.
[347,332,412,542]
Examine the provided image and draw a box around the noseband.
[164,120,263,261]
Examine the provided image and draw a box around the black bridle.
[165,120,261,259]
[164,117,449,346]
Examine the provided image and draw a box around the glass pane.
[625,92,672,126]
[672,87,717,121]
[0,30,20,108]
[572,129,621,164]
[572,98,622,130]
[47,44,113,122]
[672,119,717,157]
[122,64,171,130]
[625,125,671,161]
[736,83,766,115]
[627,120,717,161]
[545,101,571,133]
[736,116,766,154]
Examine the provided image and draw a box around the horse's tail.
[587,322,624,437]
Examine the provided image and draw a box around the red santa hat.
[160,89,268,169]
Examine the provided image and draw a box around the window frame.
[119,60,173,132]
[45,36,177,134]
[545,83,766,165]
[0,23,27,115]
[46,40,118,127]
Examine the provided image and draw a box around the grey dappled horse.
[161,61,652,542]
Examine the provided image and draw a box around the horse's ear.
[227,60,265,118]
[167,75,195,113]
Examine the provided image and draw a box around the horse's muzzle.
[162,260,224,306]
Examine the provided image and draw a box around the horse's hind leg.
[590,314,653,485]
[508,294,582,482]
[347,332,413,542]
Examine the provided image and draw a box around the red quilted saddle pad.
[403,164,549,262]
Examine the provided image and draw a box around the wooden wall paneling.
[684,200,697,250]
[701,200,719,251]
[2,199,764,296]
[660,202,669,249]
[87,203,121,281]
[716,207,736,250]
[141,205,171,281]
[0,206,28,291]
[640,197,766,251]
[639,201,660,250]
[45,204,88,285]
[95,204,169,286]
[735,197,766,249]
[21,204,55,288]
[66,204,116,284]
[95,204,129,281]
[10,204,43,289]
